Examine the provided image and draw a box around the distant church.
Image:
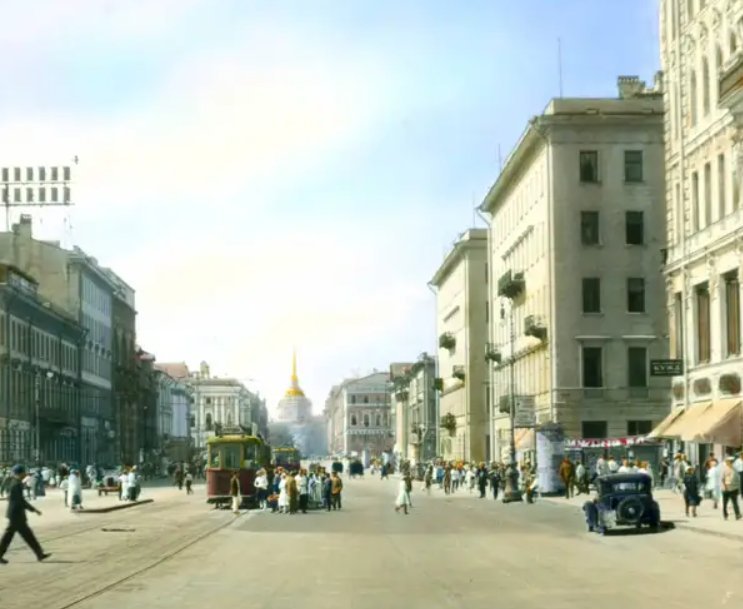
[275,351,313,423]
[270,350,327,457]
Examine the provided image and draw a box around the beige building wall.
[660,0,743,448]
[430,229,488,462]
[482,79,671,458]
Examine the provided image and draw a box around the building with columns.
[429,228,489,463]
[479,76,671,465]
[651,1,743,459]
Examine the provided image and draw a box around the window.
[580,211,600,245]
[376,414,381,427]
[718,154,726,219]
[350,395,356,404]
[51,167,58,181]
[581,421,607,439]
[1,168,7,182]
[38,187,46,203]
[38,167,45,181]
[696,283,711,363]
[26,188,33,202]
[582,278,601,313]
[205,397,211,406]
[485,300,489,324]
[582,347,603,387]
[363,414,370,427]
[627,347,648,387]
[205,413,213,431]
[13,188,20,202]
[579,151,599,183]
[625,211,644,245]
[627,278,646,313]
[363,396,369,404]
[627,420,653,436]
[624,150,643,182]
[690,71,698,126]
[692,171,700,231]
[26,167,33,181]
[13,167,20,181]
[351,415,357,426]
[725,272,741,356]
[702,57,710,116]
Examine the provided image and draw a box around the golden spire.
[285,347,305,398]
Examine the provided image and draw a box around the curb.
[76,499,154,514]
[541,496,743,543]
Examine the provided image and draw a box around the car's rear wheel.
[617,497,645,524]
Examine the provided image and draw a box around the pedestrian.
[682,465,700,518]
[721,456,742,520]
[490,466,501,501]
[330,471,343,510]
[59,475,69,507]
[0,465,51,564]
[322,474,332,511]
[287,472,299,515]
[394,474,411,515]
[297,469,309,514]
[230,471,241,515]
[119,468,129,501]
[184,471,193,495]
[477,463,488,498]
[175,468,184,491]
[704,457,721,510]
[558,457,575,499]
[68,470,83,511]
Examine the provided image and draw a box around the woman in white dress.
[278,473,289,514]
[394,475,411,515]
[705,457,721,509]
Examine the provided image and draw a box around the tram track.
[52,510,242,609]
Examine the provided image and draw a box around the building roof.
[284,349,305,398]
[429,228,487,287]
[479,75,663,215]
[155,362,191,380]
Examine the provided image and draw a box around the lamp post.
[501,301,523,503]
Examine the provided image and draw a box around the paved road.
[2,476,743,609]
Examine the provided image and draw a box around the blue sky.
[0,0,660,413]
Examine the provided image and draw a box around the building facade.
[104,269,138,465]
[654,1,743,458]
[479,77,671,461]
[188,361,254,449]
[429,228,489,462]
[0,264,83,465]
[0,216,117,465]
[325,372,392,456]
[154,366,193,463]
[389,355,438,463]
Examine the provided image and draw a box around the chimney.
[12,214,33,239]
[617,75,645,99]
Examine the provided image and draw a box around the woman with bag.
[683,465,701,517]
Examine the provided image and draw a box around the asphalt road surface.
[1,476,742,609]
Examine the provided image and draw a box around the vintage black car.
[583,473,660,535]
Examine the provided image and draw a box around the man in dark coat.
[0,464,50,564]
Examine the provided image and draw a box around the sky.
[0,0,660,416]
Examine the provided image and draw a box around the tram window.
[223,445,241,469]
[209,450,220,468]
[244,443,257,462]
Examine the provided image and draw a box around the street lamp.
[500,301,523,503]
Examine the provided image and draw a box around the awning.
[660,402,713,439]
[682,399,742,446]
[647,408,685,439]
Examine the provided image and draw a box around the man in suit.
[0,464,50,564]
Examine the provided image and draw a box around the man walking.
[0,465,51,564]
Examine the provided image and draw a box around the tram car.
[206,429,268,509]
[272,446,301,471]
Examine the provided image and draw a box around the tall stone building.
[651,1,743,459]
[389,355,438,464]
[479,77,670,468]
[0,216,118,465]
[429,228,489,462]
[325,371,392,456]
[154,365,193,463]
[0,263,83,465]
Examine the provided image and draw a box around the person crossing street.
[0,464,51,564]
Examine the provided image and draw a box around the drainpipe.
[475,207,494,461]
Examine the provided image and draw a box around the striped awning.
[647,407,685,439]
[682,399,742,446]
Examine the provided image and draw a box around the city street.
[2,476,743,609]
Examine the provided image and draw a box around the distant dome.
[276,349,312,423]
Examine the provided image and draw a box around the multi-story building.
[0,215,117,465]
[325,372,393,456]
[429,228,489,462]
[154,365,193,463]
[389,355,438,463]
[103,269,138,465]
[479,76,671,468]
[0,264,83,465]
[653,1,743,459]
[188,361,254,448]
[136,348,158,466]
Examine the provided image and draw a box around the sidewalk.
[541,488,743,541]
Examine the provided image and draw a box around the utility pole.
[502,299,523,503]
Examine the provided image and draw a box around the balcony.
[497,270,525,299]
[438,332,456,351]
[452,365,465,382]
[719,51,743,113]
[524,315,548,341]
[485,343,502,364]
